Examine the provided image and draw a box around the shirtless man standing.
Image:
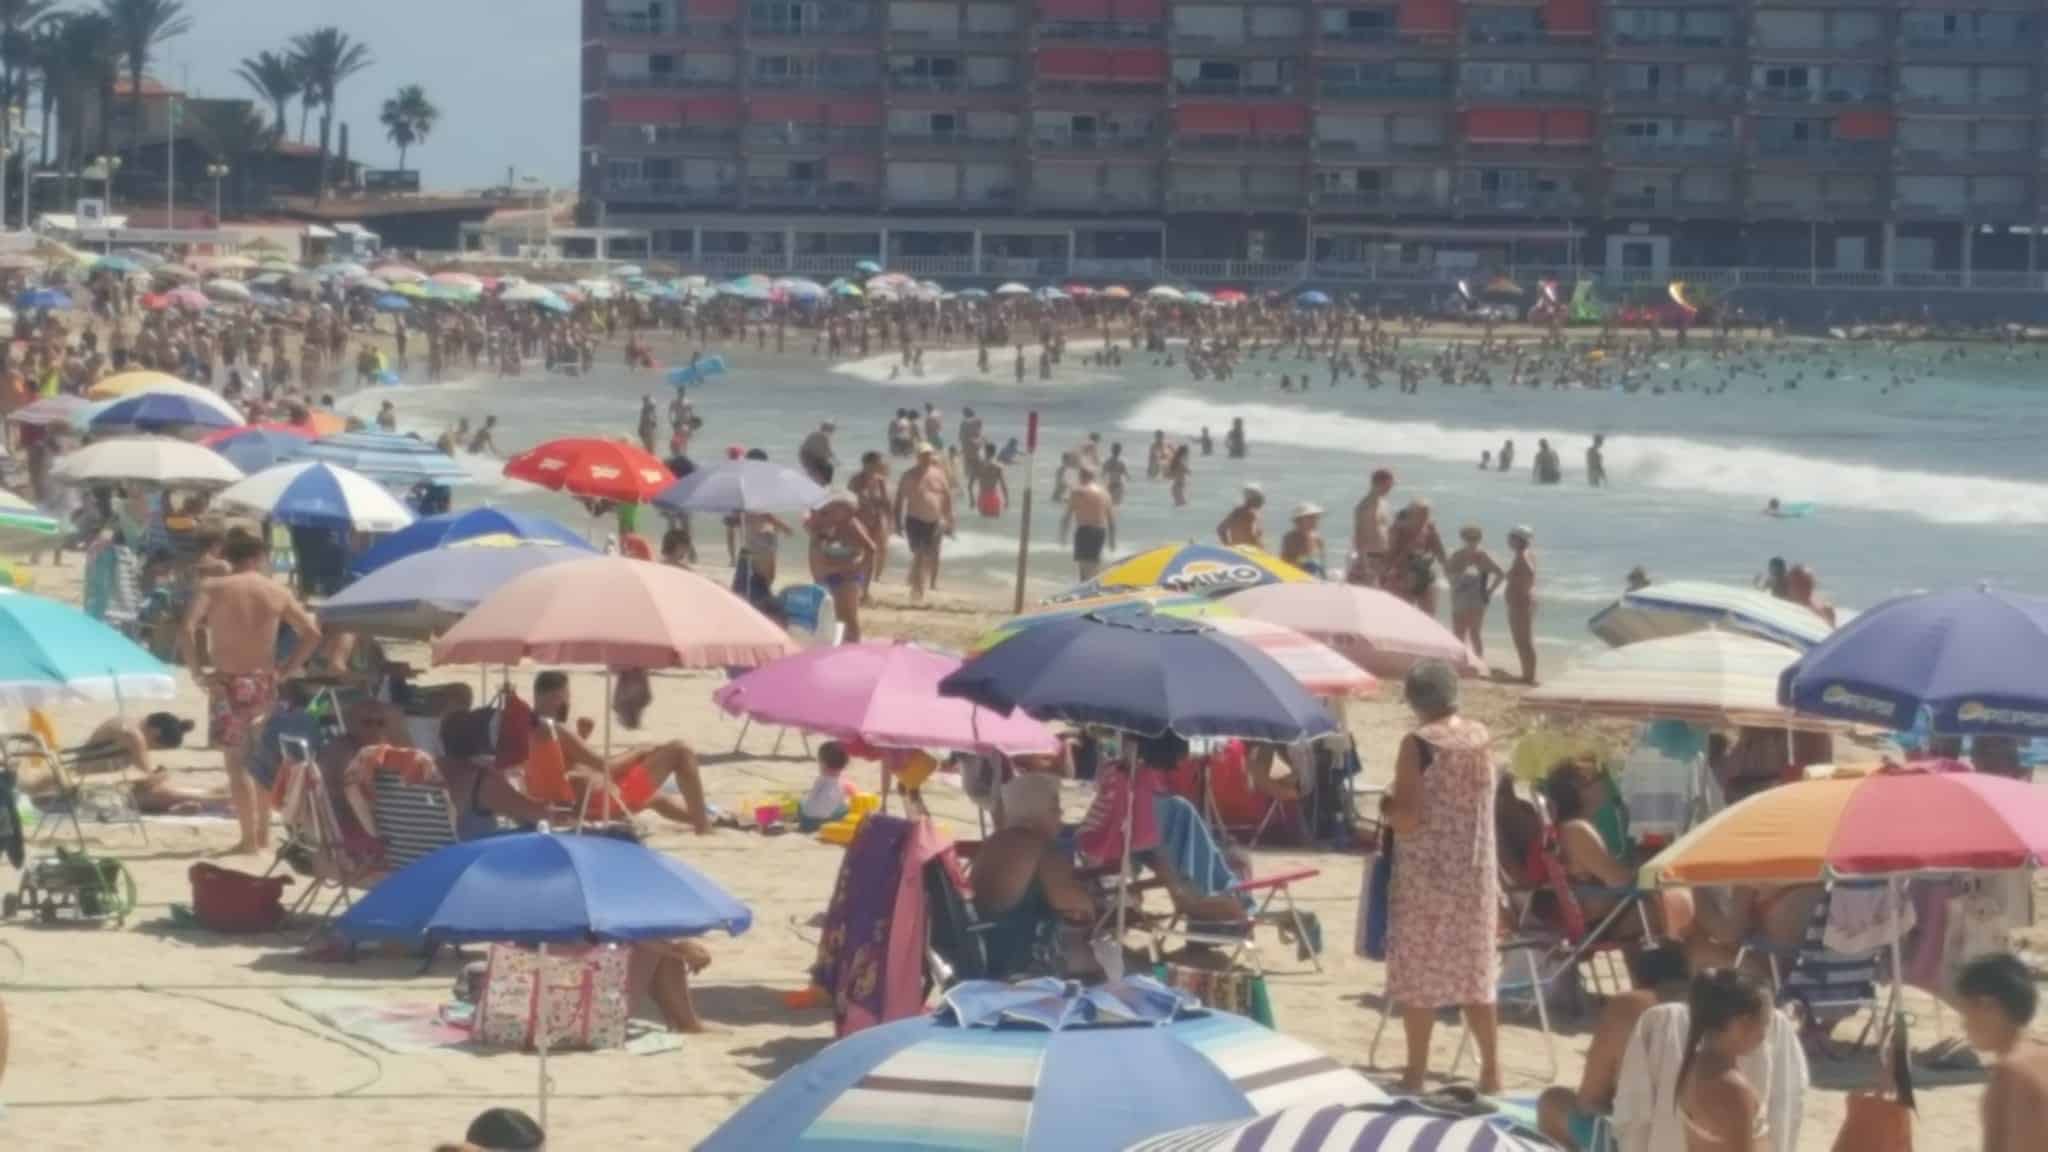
[467,415,501,456]
[1060,466,1116,581]
[180,527,321,854]
[1504,525,1538,685]
[1350,468,1395,585]
[1958,952,2048,1152]
[1216,484,1265,549]
[893,443,954,604]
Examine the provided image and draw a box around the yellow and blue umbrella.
[1055,542,1311,602]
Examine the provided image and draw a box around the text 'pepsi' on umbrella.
[938,609,1337,742]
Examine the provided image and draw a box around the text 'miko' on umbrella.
[939,609,1336,743]
[1779,584,2048,736]
[1054,542,1311,602]
[699,976,1383,1152]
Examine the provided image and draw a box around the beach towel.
[1613,1002,1808,1152]
[1077,768,1162,868]
[1151,793,1246,903]
[812,815,913,1037]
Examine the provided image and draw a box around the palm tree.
[289,25,370,202]
[377,83,436,172]
[235,49,299,141]
[290,50,311,143]
[100,0,189,149]
[193,99,265,214]
[45,10,118,199]
[0,0,53,151]
[26,14,59,165]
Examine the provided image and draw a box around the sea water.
[339,337,2048,656]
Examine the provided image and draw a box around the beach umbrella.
[371,263,425,283]
[91,254,141,275]
[214,462,414,532]
[1228,582,1482,678]
[347,275,393,295]
[154,263,199,282]
[14,287,69,311]
[1146,285,1184,301]
[993,281,1031,297]
[204,254,257,273]
[503,437,674,504]
[336,828,751,1128]
[974,589,1205,649]
[434,555,796,669]
[301,430,467,486]
[650,457,823,515]
[202,426,311,474]
[84,373,212,404]
[1183,289,1212,305]
[89,390,244,433]
[1779,585,2048,736]
[830,280,863,299]
[53,436,245,489]
[534,293,573,315]
[715,642,1062,756]
[1036,286,1068,303]
[257,259,300,276]
[1060,542,1311,601]
[775,277,826,301]
[373,293,412,313]
[318,261,371,281]
[1064,283,1094,297]
[940,609,1336,743]
[1640,765,2048,888]
[1128,1099,1553,1152]
[0,490,61,552]
[1101,285,1131,299]
[853,259,883,276]
[610,263,645,279]
[350,507,593,578]
[1591,580,1837,651]
[166,286,209,311]
[497,281,555,304]
[956,287,989,300]
[7,394,99,427]
[113,248,163,268]
[701,976,1382,1152]
[319,537,589,639]
[0,589,177,706]
[1525,631,1819,730]
[1213,289,1247,304]
[1296,290,1332,307]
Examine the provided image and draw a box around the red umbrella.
[504,437,674,503]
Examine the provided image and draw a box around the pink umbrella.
[1201,616,1377,698]
[168,286,210,311]
[1228,583,1482,678]
[432,556,796,669]
[713,642,1060,756]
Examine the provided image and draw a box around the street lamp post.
[207,162,230,223]
[92,155,122,251]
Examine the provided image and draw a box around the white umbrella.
[52,436,245,488]
[498,282,556,304]
[1146,285,1185,301]
[204,278,253,302]
[1590,580,1839,650]
[993,282,1031,296]
[215,462,414,532]
[431,271,484,290]
[204,255,257,273]
[1524,630,1822,729]
[371,263,427,283]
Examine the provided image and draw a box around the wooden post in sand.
[1011,411,1039,615]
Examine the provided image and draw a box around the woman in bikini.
[807,494,878,642]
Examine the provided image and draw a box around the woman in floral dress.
[1382,659,1501,1092]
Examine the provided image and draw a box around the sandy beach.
[0,544,2036,1152]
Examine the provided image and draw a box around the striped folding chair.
[367,759,459,870]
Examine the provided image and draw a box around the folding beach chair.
[1736,883,1881,1057]
[361,753,460,870]
[267,738,382,935]
[1,729,148,847]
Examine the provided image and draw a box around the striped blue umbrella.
[90,390,243,433]
[699,977,1383,1152]
[207,427,310,474]
[1126,1100,1555,1152]
[301,430,467,486]
[214,462,414,531]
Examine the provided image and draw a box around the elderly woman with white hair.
[1381,658,1501,1094]
[967,772,1098,979]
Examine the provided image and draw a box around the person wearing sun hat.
[1281,501,1326,576]
[1505,524,1539,684]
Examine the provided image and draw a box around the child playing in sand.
[800,741,857,829]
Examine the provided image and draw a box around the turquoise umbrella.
[0,590,177,706]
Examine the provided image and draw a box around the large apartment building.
[582,0,2048,287]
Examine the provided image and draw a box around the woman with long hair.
[1675,968,1770,1151]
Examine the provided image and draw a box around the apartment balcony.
[1608,84,1743,108]
[1317,78,1450,102]
[1460,29,1597,55]
[603,124,741,154]
[747,16,880,41]
[601,14,739,41]
[1749,138,1890,166]
[1034,76,1170,96]
[1898,148,2035,173]
[1461,81,1595,102]
[744,124,882,151]
[1170,29,1308,53]
[1894,89,2037,114]
[1168,186,1306,210]
[1749,35,1885,58]
[1606,30,1736,52]
[1040,19,1162,40]
[605,71,739,92]
[886,129,1017,154]
[1027,186,1161,211]
[1031,128,1163,152]
[1173,133,1309,155]
[1455,188,1587,213]
[1608,190,1735,214]
[887,74,1022,95]
[1313,26,1454,55]
[605,178,740,206]
[1899,32,2037,61]
[1747,87,1889,111]
[883,24,1018,48]
[747,181,880,207]
[1312,138,1446,161]
[1604,138,1736,163]
[1311,188,1448,211]
[1896,194,2030,219]
[1745,191,1882,217]
[751,71,881,92]
[1174,77,1298,98]
[885,187,1020,210]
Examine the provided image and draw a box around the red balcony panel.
[749,96,829,122]
[831,99,883,126]
[691,0,740,19]
[1544,108,1592,142]
[1113,0,1164,19]
[1463,106,1543,143]
[1178,103,1254,133]
[1398,0,1455,35]
[1543,0,1595,36]
[1835,110,1891,140]
[1039,46,1113,77]
[1042,0,1111,18]
[1111,48,1168,79]
[612,95,687,123]
[682,95,742,124]
[1253,104,1308,135]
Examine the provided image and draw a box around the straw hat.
[1291,502,1323,521]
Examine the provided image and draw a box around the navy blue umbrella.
[1780,584,2048,736]
[938,609,1337,743]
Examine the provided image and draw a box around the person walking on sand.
[1217,484,1265,548]
[179,527,322,854]
[850,451,892,600]
[1060,465,1116,582]
[808,493,877,642]
[1350,468,1394,586]
[1505,525,1538,684]
[894,443,954,604]
[1446,525,1504,657]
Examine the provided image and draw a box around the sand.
[0,551,2028,1151]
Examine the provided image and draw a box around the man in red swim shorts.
[518,669,712,834]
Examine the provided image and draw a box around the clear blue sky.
[150,0,578,190]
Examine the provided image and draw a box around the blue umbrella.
[938,609,1336,742]
[700,976,1382,1151]
[957,287,990,300]
[373,293,412,313]
[1296,290,1332,307]
[652,458,824,515]
[350,506,593,577]
[666,354,728,389]
[0,589,177,706]
[853,259,883,276]
[301,430,466,486]
[1129,1099,1553,1152]
[320,540,588,639]
[90,391,242,433]
[93,255,142,275]
[14,288,70,311]
[535,293,572,314]
[207,427,310,473]
[1780,585,2048,736]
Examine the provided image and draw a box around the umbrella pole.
[1114,740,1135,978]
[536,940,551,1131]
[1885,877,1908,1049]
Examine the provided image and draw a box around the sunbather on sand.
[518,670,712,833]
[20,712,227,815]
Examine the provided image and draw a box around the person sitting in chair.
[20,711,227,815]
[969,773,1098,979]
[515,670,712,834]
